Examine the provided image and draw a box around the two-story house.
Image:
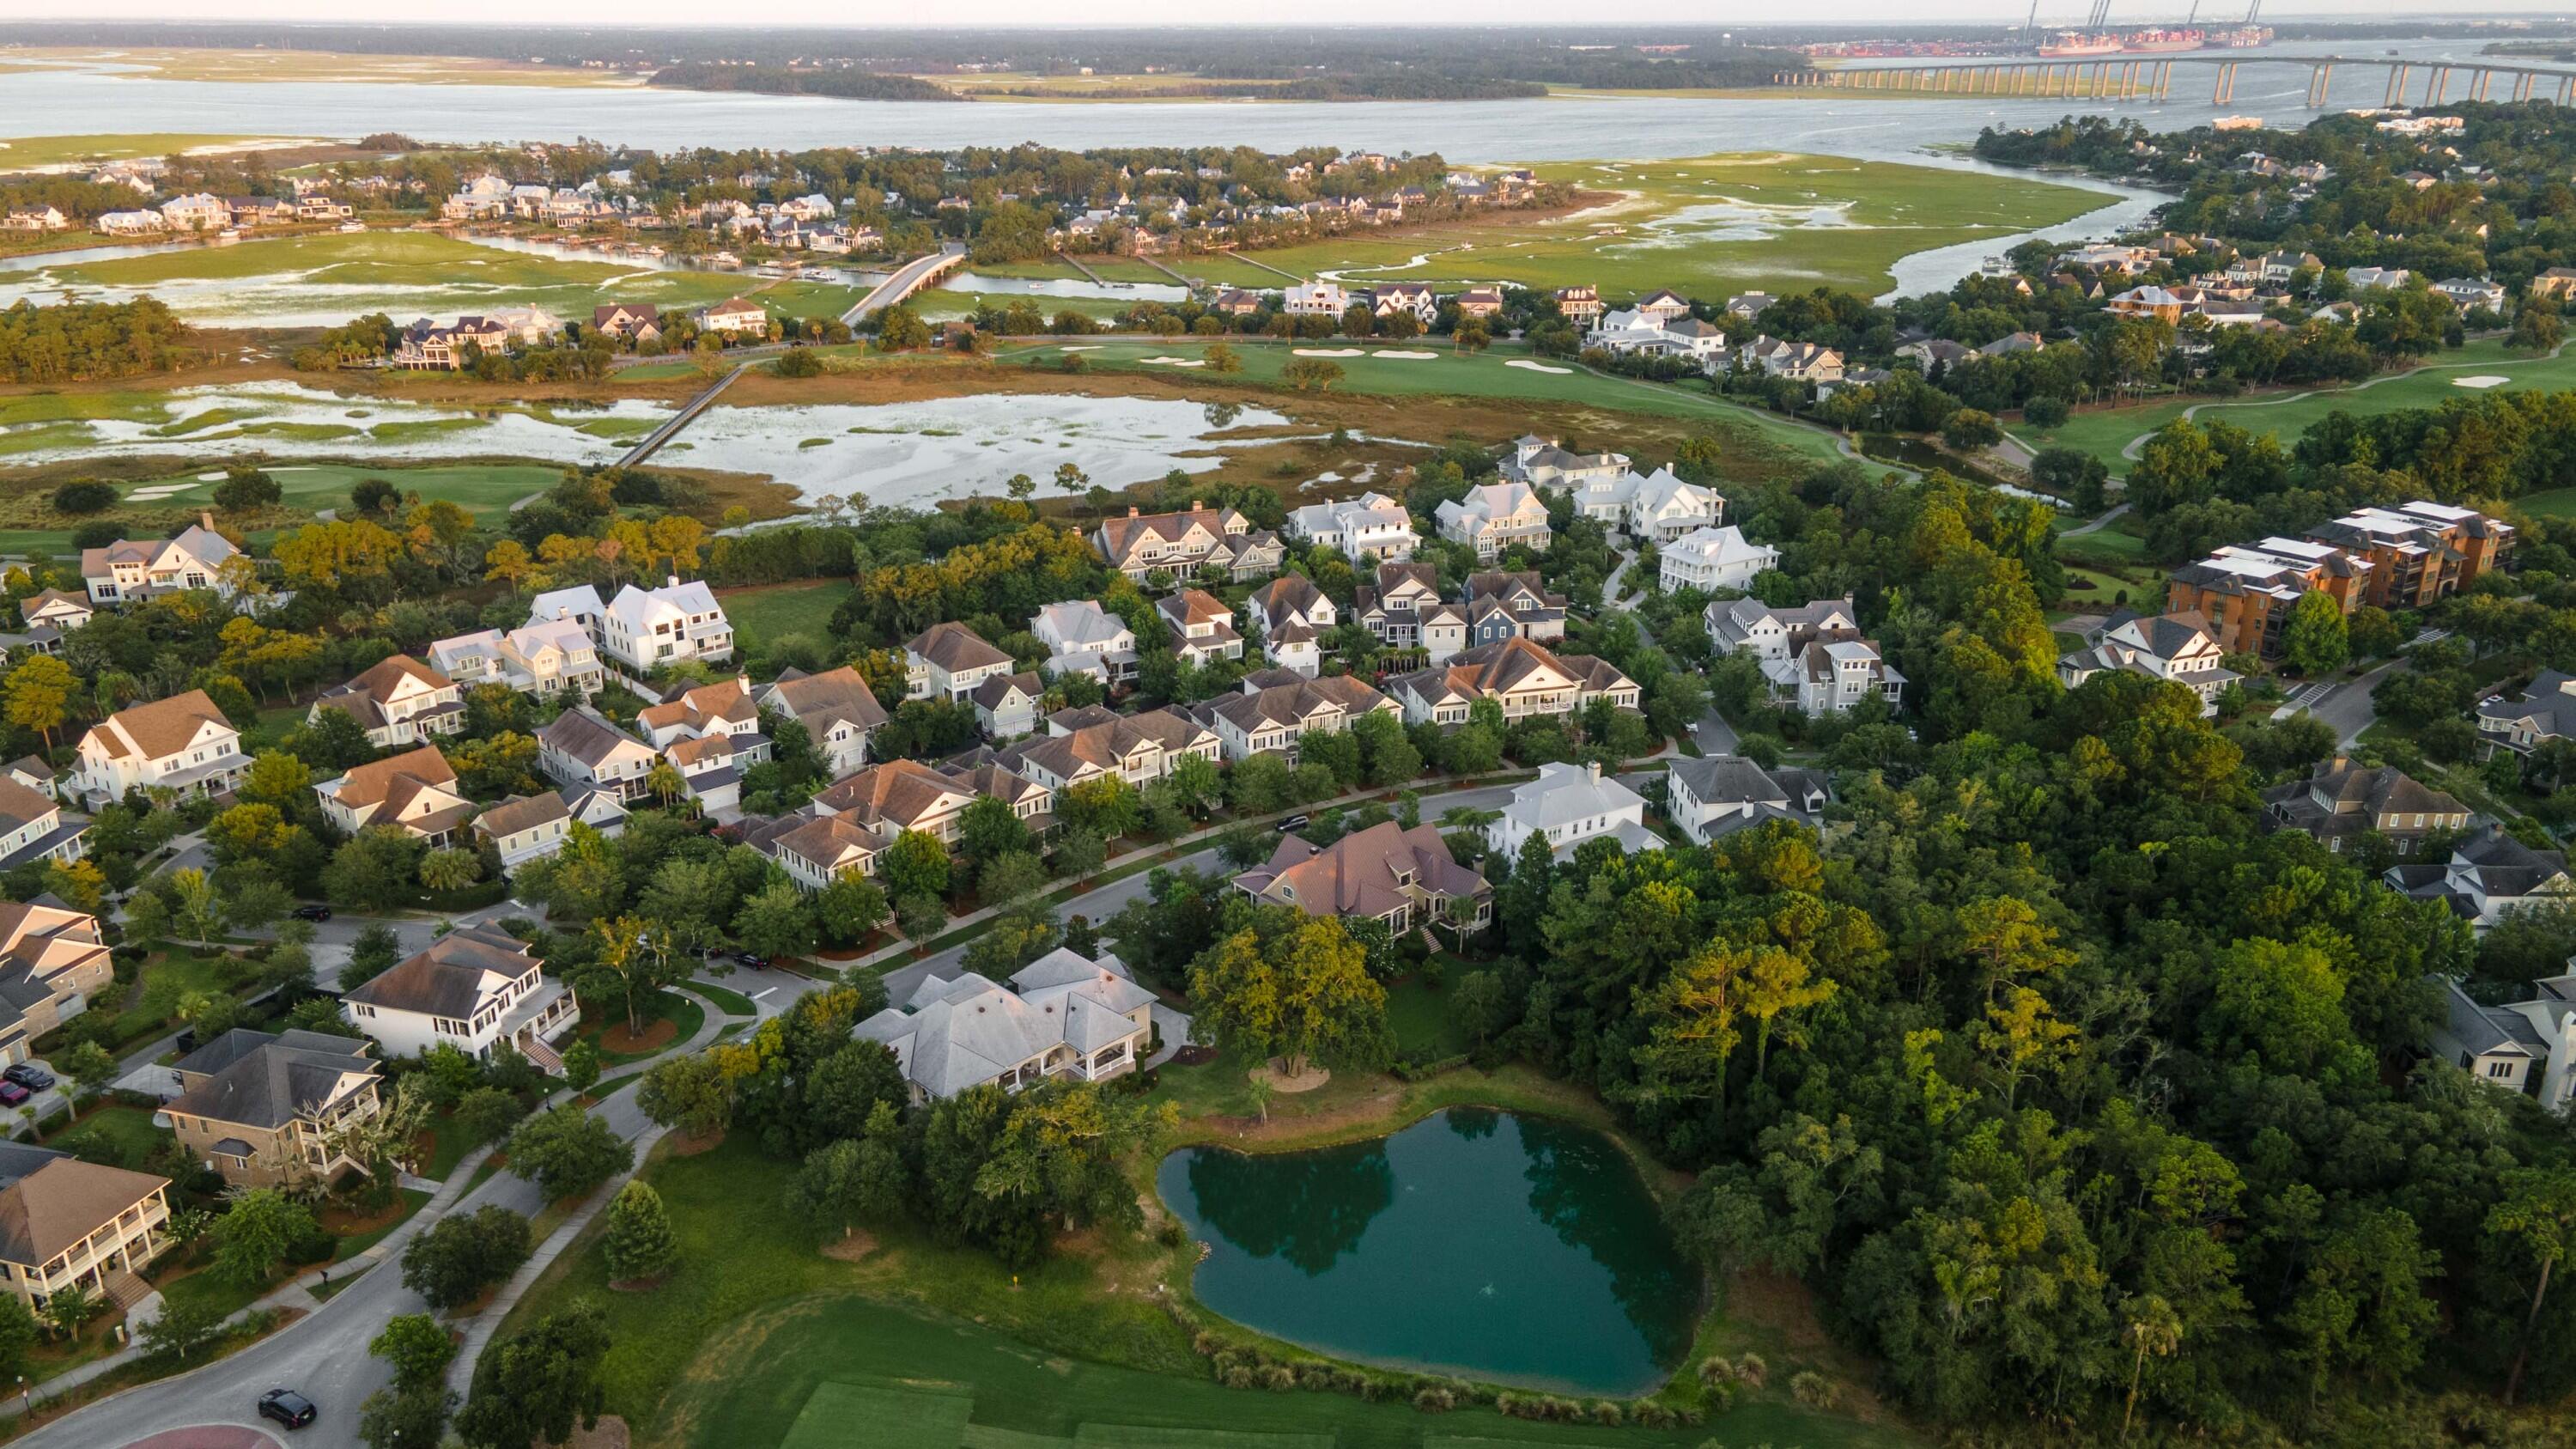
[0,1145,168,1313]
[1189,673,1400,762]
[2057,608,2239,716]
[80,515,240,606]
[1791,639,1906,715]
[1032,601,1139,686]
[2259,757,2471,856]
[70,690,245,808]
[1156,590,1243,668]
[1659,526,1779,594]
[906,622,1016,703]
[428,618,604,698]
[2387,825,2575,929]
[1285,493,1419,562]
[2481,670,2576,760]
[1092,503,1280,583]
[1664,755,1832,844]
[600,577,734,671]
[0,775,85,874]
[1486,761,1656,860]
[309,654,466,749]
[1246,575,1338,677]
[536,709,659,803]
[995,706,1221,798]
[342,926,580,1073]
[1498,435,1635,528]
[757,667,889,776]
[969,672,1047,740]
[313,746,476,848]
[164,1029,382,1189]
[0,901,112,1067]
[853,947,1156,1101]
[1706,596,1862,664]
[473,791,578,871]
[1461,572,1567,648]
[1353,563,1465,663]
[17,590,93,654]
[1433,482,1552,561]
[1625,467,1725,543]
[1388,637,1636,726]
[1236,820,1491,936]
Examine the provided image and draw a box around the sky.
[21,3,2575,23]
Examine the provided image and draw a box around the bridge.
[616,359,753,469]
[1775,53,2576,108]
[841,245,969,326]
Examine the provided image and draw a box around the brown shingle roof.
[83,689,231,761]
[762,666,889,735]
[814,759,969,831]
[473,791,569,839]
[0,1158,166,1267]
[907,622,1011,673]
[331,745,458,811]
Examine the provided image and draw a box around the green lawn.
[2014,339,2576,477]
[687,980,761,1017]
[579,989,706,1066]
[106,949,246,1049]
[994,339,1844,468]
[722,581,858,654]
[52,1105,171,1167]
[1163,153,2105,301]
[506,1135,1904,1449]
[1387,972,1472,1060]
[331,1189,433,1263]
[0,457,561,555]
[2514,488,2576,520]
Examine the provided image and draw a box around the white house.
[1625,467,1724,543]
[2387,826,2576,930]
[1352,562,1463,662]
[1285,493,1419,562]
[757,667,889,776]
[1588,308,1728,368]
[1434,482,1552,561]
[0,775,85,874]
[698,298,771,336]
[17,591,92,654]
[1706,595,1862,662]
[1486,761,1656,860]
[1282,281,1349,317]
[537,709,659,803]
[852,947,1157,1101]
[1189,674,1399,761]
[906,622,1016,702]
[600,578,733,671]
[308,655,466,749]
[1664,755,1832,844]
[1499,435,1635,528]
[1031,600,1140,686]
[81,516,240,605]
[1246,575,1337,677]
[2056,608,2239,717]
[158,193,230,231]
[1156,589,1243,668]
[70,691,244,809]
[342,927,580,1074]
[1659,527,1779,593]
[313,746,476,848]
[429,618,603,698]
[1792,638,1906,715]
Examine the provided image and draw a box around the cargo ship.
[2208,25,2275,47]
[2038,31,2123,57]
[2122,27,2208,52]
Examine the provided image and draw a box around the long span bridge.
[1774,53,2576,108]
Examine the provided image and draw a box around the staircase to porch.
[519,1033,564,1075]
[100,1268,151,1312]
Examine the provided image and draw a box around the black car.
[733,951,772,970]
[290,904,331,922]
[1276,813,1310,833]
[258,1388,317,1429]
[2,1063,53,1092]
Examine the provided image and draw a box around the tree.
[1188,916,1393,1077]
[210,1189,316,1289]
[601,1180,678,1284]
[562,1039,602,1097]
[2120,1294,2181,1440]
[168,867,222,951]
[1941,408,2003,451]
[503,1105,633,1202]
[638,1053,732,1140]
[455,1302,611,1449]
[2279,590,2350,677]
[454,1086,525,1147]
[816,869,890,947]
[1280,357,1345,392]
[584,915,672,1038]
[40,1285,100,1342]
[137,1297,222,1362]
[325,827,428,913]
[874,304,931,352]
[400,1205,532,1312]
[418,847,481,894]
[2490,1167,2576,1404]
[2,654,72,748]
[0,1294,34,1382]
[732,880,818,961]
[58,1040,115,1098]
[370,1312,457,1393]
[880,828,952,902]
[360,1385,456,1449]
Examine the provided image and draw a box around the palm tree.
[417,848,482,894]
[645,760,689,812]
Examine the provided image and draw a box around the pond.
[1157,1108,1702,1397]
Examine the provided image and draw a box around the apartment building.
[2165,538,2371,658]
[2304,501,2514,610]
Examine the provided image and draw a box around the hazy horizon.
[6,5,2567,28]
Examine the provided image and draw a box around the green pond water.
[1157,1108,1702,1396]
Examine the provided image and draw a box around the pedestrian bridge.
[1776,53,2576,108]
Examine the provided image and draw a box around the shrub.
[70,521,122,551]
[1262,1365,1296,1391]
[1222,1365,1253,1390]
[1790,1370,1838,1409]
[1412,1387,1455,1413]
[1734,1351,1768,1387]
[50,480,116,515]
[1589,1400,1624,1425]
[2022,394,2070,428]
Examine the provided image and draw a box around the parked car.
[291,904,331,922]
[733,951,772,970]
[3,1064,54,1092]
[0,1081,30,1106]
[1276,814,1309,833]
[258,1388,318,1429]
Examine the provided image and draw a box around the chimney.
[1127,506,1140,518]
[1587,761,1601,783]
[1190,499,1202,511]
[199,510,215,531]
[665,575,679,588]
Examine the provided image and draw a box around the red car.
[0,1081,31,1106]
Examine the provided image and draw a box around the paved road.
[2300,658,2403,745]
[1692,708,1741,756]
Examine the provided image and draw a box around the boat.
[211,228,240,246]
[2038,32,2123,58]
[2123,27,2207,52]
[337,220,365,233]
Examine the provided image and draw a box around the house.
[428,618,604,698]
[81,515,240,605]
[1789,639,1906,715]
[0,207,68,233]
[2304,501,2513,610]
[970,672,1046,740]
[1664,755,1832,844]
[1978,332,2045,358]
[1896,338,1975,371]
[757,667,889,776]
[636,676,762,751]
[2388,825,2576,929]
[1282,281,1349,316]
[1709,596,1867,679]
[907,622,1016,703]
[1487,761,1656,860]
[1434,482,1552,561]
[94,210,167,236]
[0,774,85,874]
[1352,562,1464,662]
[762,813,883,890]
[2056,608,2239,716]
[1371,283,1438,326]
[2479,670,2576,758]
[2432,277,2507,314]
[1625,468,1724,543]
[158,193,230,231]
[1659,526,1780,593]
[1285,493,1419,562]
[343,926,580,1073]
[591,303,663,343]
[1157,590,1243,667]
[70,690,244,808]
[473,791,577,871]
[1735,337,1844,383]
[2345,265,2413,291]
[599,578,733,671]
[0,1147,169,1312]
[1499,435,1637,527]
[2260,757,2471,856]
[852,947,1155,1101]
[1634,289,1692,323]
[309,655,465,749]
[1236,820,1491,935]
[2533,267,2576,302]
[1092,503,1277,583]
[996,706,1221,796]
[1388,637,1634,726]
[1032,600,1140,686]
[1246,575,1337,677]
[1454,286,1504,318]
[314,748,472,851]
[165,1030,381,1188]
[2425,972,2576,1111]
[1189,674,1398,762]
[1589,310,1728,368]
[0,902,112,1065]
[1724,292,1776,320]
[2166,539,2369,658]
[698,297,771,336]
[1462,571,1568,648]
[1210,288,1266,316]
[537,709,659,803]
[1553,285,1604,325]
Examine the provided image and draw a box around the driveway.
[1692,708,1741,756]
[2293,659,2403,745]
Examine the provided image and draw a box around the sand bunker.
[1138,356,1206,367]
[1507,360,1574,374]
[1292,347,1364,356]
[1373,350,1438,360]
[1059,344,1103,351]
[2455,375,2510,389]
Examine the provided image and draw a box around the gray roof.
[169,1037,376,1131]
[2439,975,2543,1057]
[858,947,1150,1099]
[2481,671,2576,741]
